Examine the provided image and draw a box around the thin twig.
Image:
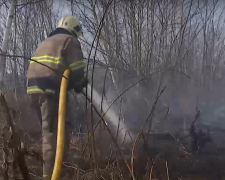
[166,160,170,180]
[131,133,141,175]
[149,161,155,180]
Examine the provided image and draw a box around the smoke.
[83,65,225,151]
[102,71,225,136]
[85,84,135,144]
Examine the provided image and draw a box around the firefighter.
[26,15,88,179]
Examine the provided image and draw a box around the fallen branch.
[2,132,10,180]
[0,93,30,180]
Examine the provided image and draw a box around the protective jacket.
[27,28,86,95]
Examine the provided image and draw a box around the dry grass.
[0,93,225,180]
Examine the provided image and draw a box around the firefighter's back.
[27,33,74,85]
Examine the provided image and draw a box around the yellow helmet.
[57,15,83,38]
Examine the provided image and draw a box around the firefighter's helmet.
[58,15,83,38]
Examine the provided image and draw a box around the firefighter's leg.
[28,94,42,128]
[41,95,58,179]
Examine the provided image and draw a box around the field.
[1,93,225,180]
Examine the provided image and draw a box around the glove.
[74,77,89,93]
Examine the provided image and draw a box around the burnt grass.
[0,95,225,180]
[1,127,225,180]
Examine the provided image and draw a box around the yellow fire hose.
[51,69,70,180]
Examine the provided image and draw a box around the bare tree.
[0,0,16,86]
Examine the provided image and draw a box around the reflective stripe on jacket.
[69,60,85,71]
[31,55,64,65]
[27,86,55,94]
[27,28,85,94]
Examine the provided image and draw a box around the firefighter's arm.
[64,37,88,93]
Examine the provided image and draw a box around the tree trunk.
[0,0,16,87]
